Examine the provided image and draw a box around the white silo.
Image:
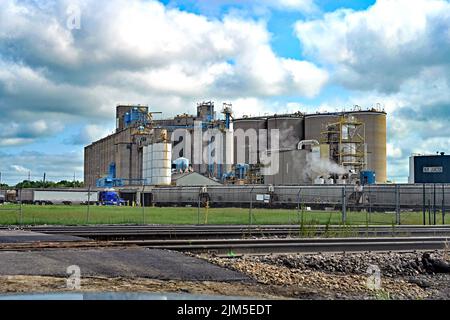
[150,142,172,185]
[142,128,172,186]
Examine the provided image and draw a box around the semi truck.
[20,189,98,205]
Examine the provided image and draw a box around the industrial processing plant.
[84,102,387,188]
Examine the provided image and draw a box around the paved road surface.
[0,248,249,281]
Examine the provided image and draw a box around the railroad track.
[4,224,450,240]
[114,236,450,255]
[0,236,448,255]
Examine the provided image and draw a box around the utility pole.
[28,171,31,181]
[43,172,46,183]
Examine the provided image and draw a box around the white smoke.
[304,152,347,181]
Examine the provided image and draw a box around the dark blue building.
[409,154,450,183]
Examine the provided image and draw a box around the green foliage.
[0,183,9,189]
[14,180,84,189]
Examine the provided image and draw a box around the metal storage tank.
[304,113,339,143]
[142,142,172,186]
[350,111,387,183]
[305,111,387,183]
[143,144,153,185]
[233,118,267,164]
[151,143,172,185]
[267,116,304,150]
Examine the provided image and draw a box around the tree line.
[0,180,84,189]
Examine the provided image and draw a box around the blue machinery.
[221,163,249,182]
[360,170,376,185]
[96,162,124,188]
[222,103,232,130]
[123,106,149,128]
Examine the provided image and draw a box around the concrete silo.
[350,111,387,183]
[233,117,267,165]
[304,110,387,183]
[267,115,304,150]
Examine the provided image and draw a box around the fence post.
[422,184,426,225]
[395,184,400,225]
[368,185,372,224]
[87,185,91,224]
[249,187,253,226]
[19,188,23,225]
[433,183,437,225]
[341,186,346,224]
[197,192,200,225]
[443,184,446,225]
[428,199,431,225]
[142,185,145,224]
[296,188,301,224]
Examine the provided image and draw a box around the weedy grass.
[0,204,447,226]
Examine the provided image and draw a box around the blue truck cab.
[99,190,126,206]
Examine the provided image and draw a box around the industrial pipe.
[297,139,319,150]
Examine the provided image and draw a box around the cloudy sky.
[0,0,449,184]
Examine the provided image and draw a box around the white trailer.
[33,190,98,205]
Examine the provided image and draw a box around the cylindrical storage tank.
[142,144,153,185]
[232,118,267,165]
[305,111,387,183]
[350,111,387,183]
[304,113,339,142]
[267,116,304,150]
[151,143,172,185]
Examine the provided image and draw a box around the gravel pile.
[247,251,449,277]
[205,256,428,300]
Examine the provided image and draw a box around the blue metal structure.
[225,113,231,129]
[235,163,249,180]
[360,170,376,185]
[96,162,124,188]
[123,107,149,128]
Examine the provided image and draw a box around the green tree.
[15,180,84,188]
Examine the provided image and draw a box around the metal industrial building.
[409,153,450,183]
[85,102,233,187]
[84,103,387,187]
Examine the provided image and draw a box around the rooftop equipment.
[173,157,190,172]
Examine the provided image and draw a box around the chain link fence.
[0,184,448,225]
